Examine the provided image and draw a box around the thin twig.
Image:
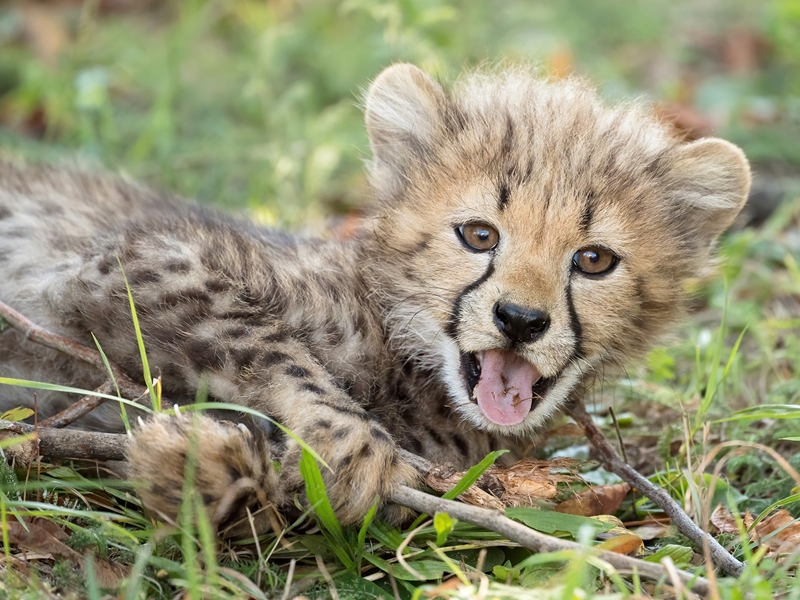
[39,382,115,428]
[567,401,744,578]
[0,299,146,401]
[389,484,710,597]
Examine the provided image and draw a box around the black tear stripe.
[565,277,584,361]
[446,261,496,339]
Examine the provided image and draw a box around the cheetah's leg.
[129,340,418,531]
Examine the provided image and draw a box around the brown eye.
[457,223,500,252]
[572,246,618,275]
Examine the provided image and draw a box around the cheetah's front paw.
[127,413,283,536]
[286,419,419,526]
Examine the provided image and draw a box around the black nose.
[493,301,550,344]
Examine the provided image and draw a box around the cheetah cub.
[0,65,750,533]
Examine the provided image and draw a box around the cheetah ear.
[364,64,446,197]
[669,137,751,244]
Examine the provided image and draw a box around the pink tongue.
[473,349,541,426]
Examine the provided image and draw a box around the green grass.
[0,0,799,598]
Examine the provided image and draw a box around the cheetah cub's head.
[363,64,750,436]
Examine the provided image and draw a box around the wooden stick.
[39,382,116,428]
[567,401,744,578]
[389,484,710,597]
[0,300,146,401]
[0,419,127,461]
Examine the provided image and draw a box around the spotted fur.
[0,64,750,531]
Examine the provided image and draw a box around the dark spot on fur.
[332,426,352,440]
[0,206,11,220]
[579,192,596,233]
[406,435,424,454]
[260,350,291,368]
[453,434,469,456]
[129,270,162,285]
[231,346,258,370]
[217,310,268,326]
[206,278,231,293]
[315,419,332,430]
[340,453,354,467]
[416,232,433,252]
[300,382,326,396]
[97,257,115,275]
[501,114,514,155]
[227,325,248,338]
[318,401,371,421]
[426,427,445,446]
[186,338,225,370]
[337,378,356,395]
[261,331,286,343]
[182,288,212,304]
[166,260,192,273]
[498,182,510,210]
[227,464,243,482]
[286,365,309,379]
[370,426,391,444]
[357,444,373,460]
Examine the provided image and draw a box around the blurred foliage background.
[0,0,798,227]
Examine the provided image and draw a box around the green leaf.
[434,512,456,547]
[367,519,405,551]
[504,507,614,538]
[334,573,393,599]
[298,448,353,570]
[362,554,449,581]
[645,544,694,567]
[0,407,34,422]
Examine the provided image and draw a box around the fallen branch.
[567,401,744,578]
[0,419,127,462]
[390,484,710,597]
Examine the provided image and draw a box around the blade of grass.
[92,333,131,432]
[355,500,378,572]
[298,447,354,571]
[117,258,159,411]
[0,377,152,414]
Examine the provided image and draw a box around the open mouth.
[460,350,556,427]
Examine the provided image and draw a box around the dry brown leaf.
[555,483,632,517]
[632,522,669,541]
[423,458,579,509]
[711,504,754,535]
[755,509,800,557]
[595,532,645,556]
[4,517,130,588]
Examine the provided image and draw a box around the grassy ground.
[0,0,799,598]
